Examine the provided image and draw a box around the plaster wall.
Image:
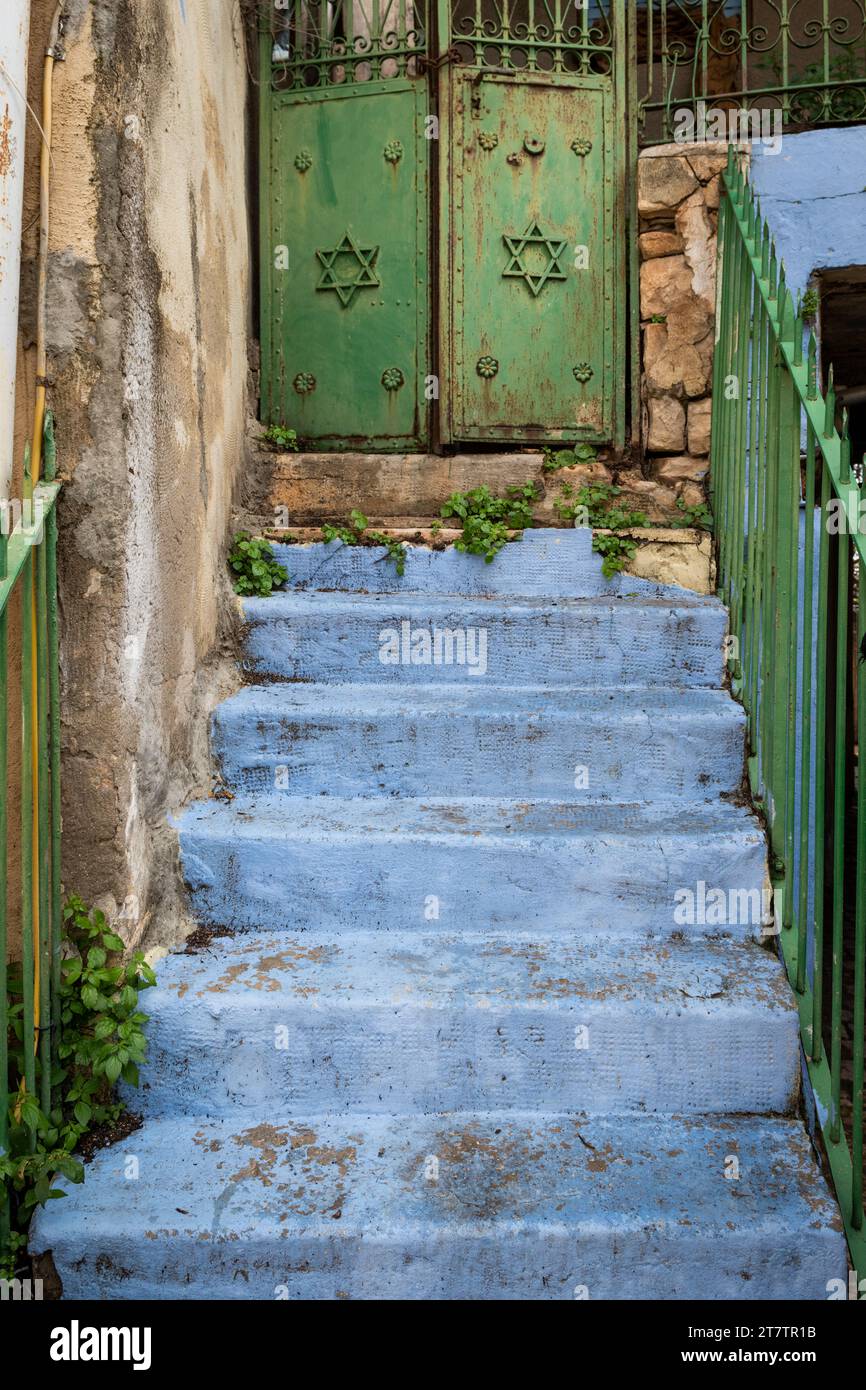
[750,128,866,297]
[12,0,252,951]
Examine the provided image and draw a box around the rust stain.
[200,941,338,995]
[305,1144,357,1179]
[229,1123,292,1186]
[0,106,13,179]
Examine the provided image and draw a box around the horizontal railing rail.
[0,412,62,1258]
[712,149,866,1289]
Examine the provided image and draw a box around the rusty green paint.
[441,67,625,445]
[264,77,429,450]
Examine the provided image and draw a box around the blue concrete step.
[241,591,728,687]
[212,684,746,800]
[178,795,768,938]
[274,528,675,600]
[135,932,798,1118]
[32,526,842,1299]
[30,1112,845,1300]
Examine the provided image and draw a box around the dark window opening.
[819,267,866,473]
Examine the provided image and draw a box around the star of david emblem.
[502,220,568,297]
[315,231,380,307]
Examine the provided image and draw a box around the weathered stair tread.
[241,587,728,686]
[31,1113,845,1300]
[181,792,762,842]
[179,794,768,936]
[272,527,686,599]
[216,681,743,719]
[137,931,799,1116]
[244,588,722,617]
[213,683,746,799]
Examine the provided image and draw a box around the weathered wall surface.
[14,0,251,949]
[750,128,866,295]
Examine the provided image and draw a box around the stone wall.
[637,141,730,517]
[12,0,252,951]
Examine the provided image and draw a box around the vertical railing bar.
[730,202,753,656]
[714,186,733,605]
[20,540,36,1108]
[770,338,791,864]
[829,440,850,1144]
[812,459,830,1063]
[719,171,741,612]
[781,294,801,930]
[762,329,781,829]
[258,23,274,425]
[659,0,669,140]
[797,424,816,994]
[739,0,748,98]
[708,162,727,557]
[699,0,709,102]
[753,297,770,792]
[748,296,767,749]
[780,0,790,123]
[36,525,51,1117]
[44,426,62,1079]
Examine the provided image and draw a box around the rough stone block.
[640,255,693,318]
[688,398,713,455]
[639,231,685,260]
[638,155,699,216]
[647,396,686,453]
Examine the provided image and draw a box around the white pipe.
[0,0,30,502]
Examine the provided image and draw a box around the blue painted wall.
[750,128,866,297]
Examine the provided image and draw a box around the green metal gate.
[259,4,430,449]
[259,1,627,449]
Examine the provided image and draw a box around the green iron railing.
[712,149,866,1289]
[638,1,866,145]
[0,413,62,1253]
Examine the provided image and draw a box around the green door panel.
[441,71,625,446]
[264,80,429,450]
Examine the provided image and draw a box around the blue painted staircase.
[32,528,845,1299]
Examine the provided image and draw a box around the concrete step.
[259,448,549,524]
[271,528,673,600]
[241,590,728,687]
[212,683,746,800]
[30,1111,845,1300]
[178,795,768,938]
[135,932,799,1118]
